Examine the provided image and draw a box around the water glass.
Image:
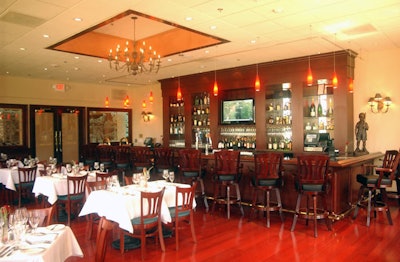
[168,172,175,183]
[94,162,100,171]
[28,210,40,235]
[162,170,169,181]
[99,163,105,172]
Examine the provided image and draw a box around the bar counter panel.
[200,152,383,217]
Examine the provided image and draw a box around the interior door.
[32,106,83,163]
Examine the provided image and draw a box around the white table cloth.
[0,226,83,262]
[32,172,96,205]
[79,180,195,233]
[0,165,44,191]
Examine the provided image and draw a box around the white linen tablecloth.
[32,172,96,205]
[0,165,44,191]
[0,226,83,262]
[79,180,195,233]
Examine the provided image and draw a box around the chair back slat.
[179,149,201,172]
[140,188,165,225]
[175,182,197,215]
[131,146,153,171]
[215,150,240,176]
[254,153,283,180]
[18,166,37,183]
[67,174,88,196]
[297,155,330,185]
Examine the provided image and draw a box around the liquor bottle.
[310,98,316,117]
[328,98,334,116]
[317,101,323,117]
[272,138,278,150]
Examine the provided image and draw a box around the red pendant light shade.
[142,100,147,108]
[307,56,313,86]
[332,71,338,89]
[213,81,219,96]
[149,91,154,103]
[348,78,354,93]
[255,64,261,92]
[105,96,110,108]
[177,78,182,101]
[123,95,130,108]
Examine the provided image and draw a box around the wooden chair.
[96,145,114,171]
[166,182,197,250]
[178,149,208,211]
[96,170,117,182]
[154,147,174,173]
[119,187,166,260]
[353,150,400,226]
[95,217,114,262]
[250,152,284,228]
[56,174,88,226]
[16,166,37,207]
[290,155,332,237]
[81,144,97,168]
[86,180,107,239]
[28,205,55,227]
[131,146,153,172]
[211,150,244,219]
[124,176,133,185]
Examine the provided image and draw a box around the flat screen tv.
[221,98,255,124]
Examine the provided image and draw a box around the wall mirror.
[0,104,27,146]
[87,108,132,144]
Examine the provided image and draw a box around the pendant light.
[213,69,218,96]
[104,96,110,108]
[348,77,354,93]
[123,95,130,108]
[177,77,182,101]
[255,64,261,92]
[142,100,147,108]
[332,34,338,88]
[307,56,313,86]
[149,91,154,104]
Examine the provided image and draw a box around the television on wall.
[221,98,255,124]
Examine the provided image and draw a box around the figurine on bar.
[354,112,369,155]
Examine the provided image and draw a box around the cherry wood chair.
[353,150,400,226]
[154,147,174,174]
[250,152,284,228]
[95,217,115,262]
[16,166,37,207]
[96,145,114,171]
[178,149,208,211]
[387,155,400,205]
[56,174,88,226]
[114,146,131,184]
[85,180,107,239]
[131,146,154,172]
[119,187,166,260]
[124,176,133,185]
[211,150,244,219]
[165,182,197,250]
[96,170,117,182]
[290,155,332,237]
[81,144,97,168]
[28,205,55,227]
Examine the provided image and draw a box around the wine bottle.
[317,101,323,117]
[310,98,316,117]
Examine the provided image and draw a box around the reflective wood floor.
[64,199,400,262]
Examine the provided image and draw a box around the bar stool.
[250,152,284,228]
[212,150,244,219]
[178,149,209,212]
[353,150,400,226]
[291,155,332,237]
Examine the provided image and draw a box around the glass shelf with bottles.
[265,83,292,151]
[192,92,210,128]
[217,126,256,150]
[303,83,334,134]
[169,97,185,142]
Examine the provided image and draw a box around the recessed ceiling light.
[74,56,79,59]
[44,68,48,71]
[74,17,82,22]
[205,50,209,54]
[74,67,79,71]
[250,39,256,44]
[167,58,172,62]
[43,34,49,38]
[272,8,284,14]
[185,16,193,21]
[98,60,102,63]
[19,47,25,51]
[210,25,217,30]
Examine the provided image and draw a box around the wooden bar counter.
[200,152,384,219]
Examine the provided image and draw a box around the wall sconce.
[142,111,153,122]
[368,93,392,113]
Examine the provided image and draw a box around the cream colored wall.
[353,48,400,153]
[1,47,399,152]
[0,76,164,146]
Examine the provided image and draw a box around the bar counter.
[200,152,384,219]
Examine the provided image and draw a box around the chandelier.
[108,17,161,75]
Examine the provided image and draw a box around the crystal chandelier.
[108,17,161,75]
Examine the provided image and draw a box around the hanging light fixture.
[142,100,147,108]
[123,95,130,108]
[307,56,313,86]
[255,64,261,92]
[177,77,182,101]
[332,34,338,88]
[108,16,161,76]
[149,91,154,104]
[213,70,219,96]
[348,78,354,93]
[104,96,110,108]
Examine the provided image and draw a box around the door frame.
[29,105,85,162]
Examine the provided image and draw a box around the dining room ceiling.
[0,0,399,86]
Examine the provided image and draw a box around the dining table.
[0,162,43,191]
[79,180,196,234]
[32,172,96,205]
[0,224,83,262]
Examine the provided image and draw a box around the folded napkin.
[25,233,57,244]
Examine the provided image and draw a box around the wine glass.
[93,162,100,171]
[28,210,40,235]
[15,207,29,226]
[99,163,105,172]
[132,173,140,185]
[66,163,72,173]
[168,172,175,183]
[23,158,29,166]
[79,162,84,170]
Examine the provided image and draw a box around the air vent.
[0,11,46,27]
